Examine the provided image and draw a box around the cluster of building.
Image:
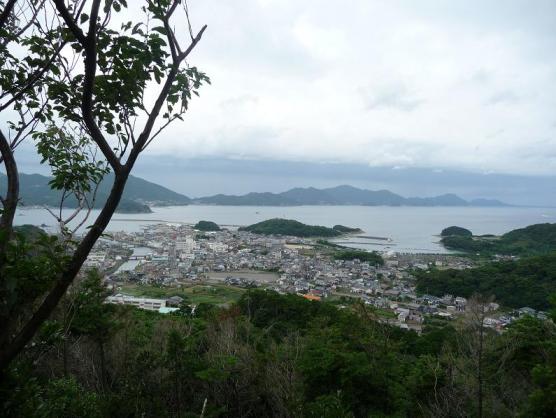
[87,223,547,331]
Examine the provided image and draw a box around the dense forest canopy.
[415,252,556,310]
[440,223,556,256]
[2,285,555,417]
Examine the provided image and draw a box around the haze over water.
[14,205,556,254]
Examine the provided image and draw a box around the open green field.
[117,283,245,305]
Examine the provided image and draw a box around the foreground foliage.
[0,0,208,372]
[1,283,555,417]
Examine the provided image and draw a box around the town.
[84,222,547,332]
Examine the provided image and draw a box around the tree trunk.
[478,321,484,418]
[0,0,17,30]
[0,129,19,352]
[63,336,68,376]
[0,129,19,243]
[99,340,106,392]
[0,170,129,372]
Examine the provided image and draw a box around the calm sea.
[14,205,556,254]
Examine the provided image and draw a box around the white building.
[105,294,166,311]
[176,238,196,252]
[207,242,228,252]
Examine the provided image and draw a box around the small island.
[440,226,472,237]
[239,218,361,238]
[194,220,221,231]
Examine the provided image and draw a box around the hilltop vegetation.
[440,223,556,256]
[239,218,344,237]
[332,224,363,233]
[441,226,472,237]
[194,220,221,231]
[415,252,556,310]
[501,223,556,254]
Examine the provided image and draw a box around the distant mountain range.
[0,173,191,213]
[192,185,509,207]
[1,174,508,212]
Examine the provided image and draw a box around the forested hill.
[415,252,556,310]
[440,223,556,256]
[0,172,191,213]
[239,218,358,237]
[194,185,508,206]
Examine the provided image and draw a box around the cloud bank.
[137,0,556,176]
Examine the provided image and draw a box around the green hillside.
[0,173,190,213]
[440,223,556,256]
[415,252,556,310]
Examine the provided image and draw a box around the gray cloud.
[360,83,423,112]
[5,0,556,179]
[160,0,555,175]
[219,95,259,110]
[486,90,520,105]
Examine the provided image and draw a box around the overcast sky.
[131,0,556,176]
[5,0,556,203]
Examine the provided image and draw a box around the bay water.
[14,205,556,254]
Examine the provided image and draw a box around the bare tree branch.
[128,23,207,165]
[72,180,101,235]
[53,0,122,173]
[52,0,86,44]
